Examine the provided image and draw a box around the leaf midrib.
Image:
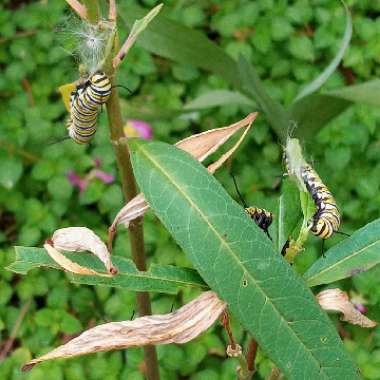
[139,144,329,377]
[12,254,206,288]
[306,237,380,284]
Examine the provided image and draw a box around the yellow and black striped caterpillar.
[231,173,273,240]
[67,71,112,144]
[301,163,340,239]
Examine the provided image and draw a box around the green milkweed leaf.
[183,90,254,110]
[327,80,380,107]
[129,139,361,380]
[113,3,163,67]
[294,0,352,101]
[272,178,302,254]
[7,246,206,294]
[120,4,379,141]
[290,79,380,140]
[304,219,380,287]
[289,93,350,140]
[119,5,239,87]
[238,56,290,142]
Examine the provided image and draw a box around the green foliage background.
[1,0,380,379]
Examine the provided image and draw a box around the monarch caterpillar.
[231,173,273,240]
[300,163,341,240]
[67,71,112,144]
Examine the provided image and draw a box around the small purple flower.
[93,170,115,184]
[67,170,88,192]
[67,159,115,193]
[124,119,152,140]
[94,158,102,168]
[354,304,367,314]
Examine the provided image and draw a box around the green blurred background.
[1,0,380,379]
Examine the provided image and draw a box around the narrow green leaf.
[7,247,206,294]
[304,219,380,287]
[130,139,361,380]
[238,56,290,141]
[272,179,302,254]
[121,90,254,121]
[294,0,352,101]
[121,101,193,121]
[120,5,239,87]
[289,93,350,140]
[290,80,380,139]
[128,4,163,40]
[183,90,254,110]
[327,80,380,107]
[300,190,317,223]
[114,3,163,64]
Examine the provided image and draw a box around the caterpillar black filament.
[67,72,112,144]
[301,163,341,239]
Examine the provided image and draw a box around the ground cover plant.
[2,0,380,379]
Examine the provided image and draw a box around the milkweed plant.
[7,1,380,380]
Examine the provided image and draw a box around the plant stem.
[0,299,32,360]
[245,338,258,373]
[106,75,160,380]
[82,0,99,23]
[84,0,158,376]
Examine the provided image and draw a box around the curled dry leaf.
[108,193,148,250]
[175,112,257,162]
[44,244,111,277]
[108,113,257,248]
[207,119,252,174]
[22,291,226,371]
[317,288,377,328]
[51,227,117,274]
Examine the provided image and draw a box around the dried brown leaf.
[109,113,257,236]
[108,193,148,250]
[44,244,111,277]
[51,227,117,274]
[207,118,253,174]
[22,291,226,371]
[317,288,377,328]
[175,112,257,161]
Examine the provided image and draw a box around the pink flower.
[67,159,115,193]
[67,170,88,192]
[93,170,114,184]
[124,119,152,140]
[354,304,367,314]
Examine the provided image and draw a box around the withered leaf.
[44,244,111,277]
[317,288,377,328]
[22,291,226,371]
[50,227,117,274]
[175,112,257,161]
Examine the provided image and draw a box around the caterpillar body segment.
[300,164,341,240]
[67,72,112,144]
